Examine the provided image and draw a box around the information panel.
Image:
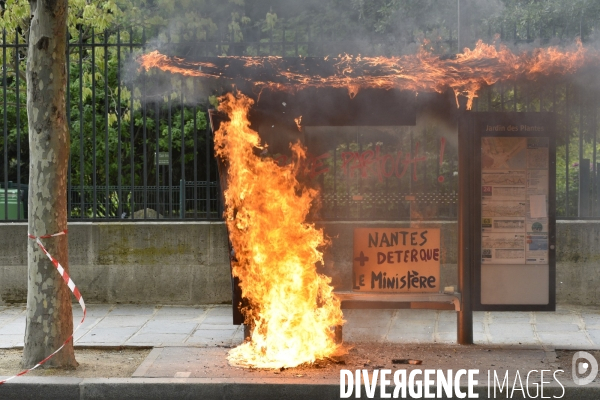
[471,113,556,311]
[481,137,549,265]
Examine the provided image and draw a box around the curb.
[1,377,600,400]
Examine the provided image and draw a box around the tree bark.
[22,0,77,369]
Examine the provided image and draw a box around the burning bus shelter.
[207,85,556,347]
[208,86,463,311]
[138,43,594,368]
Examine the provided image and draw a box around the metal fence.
[2,17,600,221]
[67,181,221,219]
[2,27,222,221]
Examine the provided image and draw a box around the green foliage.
[491,0,600,40]
[0,12,209,216]
[3,0,600,218]
[66,47,208,188]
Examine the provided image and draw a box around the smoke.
[127,0,600,102]
[236,0,506,56]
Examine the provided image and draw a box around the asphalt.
[1,304,600,399]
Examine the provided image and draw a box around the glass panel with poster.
[481,137,549,266]
[472,112,556,312]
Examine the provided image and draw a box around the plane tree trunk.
[22,0,77,369]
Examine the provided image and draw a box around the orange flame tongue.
[214,93,344,369]
[138,39,594,110]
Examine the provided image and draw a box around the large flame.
[214,92,344,369]
[139,39,595,109]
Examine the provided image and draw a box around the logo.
[572,351,598,385]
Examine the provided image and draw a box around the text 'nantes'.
[369,231,440,265]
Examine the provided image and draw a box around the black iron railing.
[2,18,600,220]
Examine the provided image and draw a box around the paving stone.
[201,315,235,325]
[190,329,238,340]
[76,316,102,328]
[157,306,207,313]
[92,315,149,328]
[199,324,238,330]
[488,324,535,338]
[386,333,435,343]
[343,327,386,342]
[0,316,19,324]
[138,321,198,334]
[73,329,92,342]
[582,315,600,329]
[535,312,579,324]
[76,327,139,344]
[0,321,26,335]
[204,306,233,316]
[492,336,539,345]
[585,330,600,346]
[73,305,113,318]
[535,323,580,332]
[489,313,532,324]
[153,307,206,320]
[185,337,231,345]
[0,334,24,348]
[492,311,531,318]
[185,334,238,345]
[126,333,189,344]
[536,332,593,347]
[0,307,26,315]
[108,305,156,316]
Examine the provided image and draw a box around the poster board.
[353,228,440,292]
[471,113,556,311]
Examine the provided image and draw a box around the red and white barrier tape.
[0,229,86,385]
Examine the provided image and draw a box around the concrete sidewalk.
[2,304,600,399]
[1,304,600,349]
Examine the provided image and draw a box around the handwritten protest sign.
[353,228,440,293]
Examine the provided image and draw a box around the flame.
[294,115,302,131]
[138,40,595,109]
[214,93,344,369]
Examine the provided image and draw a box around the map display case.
[471,113,556,311]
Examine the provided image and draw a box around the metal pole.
[457,110,473,345]
[3,29,8,221]
[92,29,97,218]
[457,0,460,53]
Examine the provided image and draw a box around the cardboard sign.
[353,228,440,292]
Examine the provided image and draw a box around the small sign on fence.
[156,152,170,166]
